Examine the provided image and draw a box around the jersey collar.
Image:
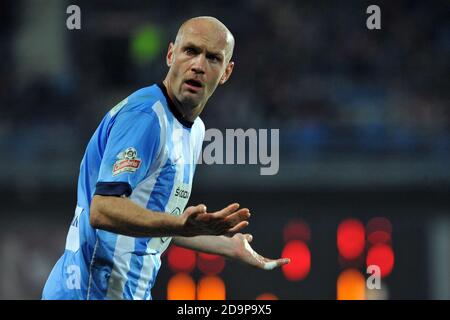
[157,82,194,128]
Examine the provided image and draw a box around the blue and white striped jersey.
[42,83,205,300]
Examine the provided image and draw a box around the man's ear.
[166,42,174,67]
[219,61,234,85]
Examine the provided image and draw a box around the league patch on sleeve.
[112,147,142,176]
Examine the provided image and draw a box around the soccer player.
[42,16,290,300]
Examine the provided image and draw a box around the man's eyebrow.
[207,51,224,59]
[183,42,201,50]
[183,42,224,58]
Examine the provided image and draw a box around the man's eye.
[207,55,219,62]
[185,48,196,55]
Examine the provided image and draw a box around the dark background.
[0,0,449,299]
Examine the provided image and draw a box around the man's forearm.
[172,235,236,258]
[90,195,182,238]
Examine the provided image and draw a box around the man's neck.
[162,80,204,123]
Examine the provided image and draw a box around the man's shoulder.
[107,84,163,117]
[123,84,164,115]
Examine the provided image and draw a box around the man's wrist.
[217,235,238,259]
[169,214,186,236]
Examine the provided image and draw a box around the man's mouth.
[184,79,203,91]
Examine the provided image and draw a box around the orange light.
[337,219,365,260]
[366,244,394,278]
[197,275,226,300]
[337,269,366,300]
[167,245,196,273]
[281,240,311,281]
[256,293,279,300]
[197,253,225,275]
[283,219,311,242]
[167,273,196,300]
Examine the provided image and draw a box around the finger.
[195,204,207,213]
[214,203,240,218]
[263,258,290,270]
[244,234,253,243]
[226,220,249,234]
[185,204,207,216]
[224,208,250,225]
[277,258,291,266]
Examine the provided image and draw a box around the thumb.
[184,204,207,216]
[244,234,253,243]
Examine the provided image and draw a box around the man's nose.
[191,54,206,74]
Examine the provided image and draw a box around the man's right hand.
[179,203,250,237]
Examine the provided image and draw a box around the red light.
[283,219,311,242]
[256,293,279,300]
[366,244,394,278]
[337,219,365,260]
[198,253,225,275]
[368,231,391,245]
[281,240,311,281]
[367,217,392,245]
[167,245,196,273]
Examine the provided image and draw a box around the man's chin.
[180,95,202,110]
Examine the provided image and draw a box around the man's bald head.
[163,16,236,119]
[174,16,235,62]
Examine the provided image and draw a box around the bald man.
[42,17,289,300]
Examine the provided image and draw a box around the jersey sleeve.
[94,110,161,197]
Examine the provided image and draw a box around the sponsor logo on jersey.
[113,147,142,176]
[175,187,190,199]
